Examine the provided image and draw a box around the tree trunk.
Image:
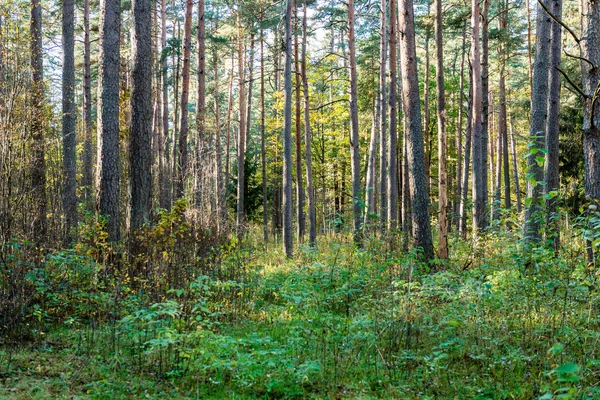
[225,49,235,193]
[129,0,153,235]
[294,4,305,240]
[398,0,434,260]
[236,10,247,234]
[379,0,388,229]
[455,27,466,230]
[213,31,224,233]
[423,18,431,193]
[545,0,562,247]
[509,114,522,212]
[459,77,473,236]
[62,0,77,240]
[159,0,170,210]
[388,0,398,230]
[260,13,268,244]
[524,0,552,243]
[195,0,206,207]
[348,0,362,243]
[498,3,511,214]
[434,0,448,258]
[470,0,485,236]
[177,1,193,199]
[83,0,93,207]
[283,0,294,256]
[481,0,490,226]
[302,0,316,246]
[96,0,121,242]
[581,0,600,266]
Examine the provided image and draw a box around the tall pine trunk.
[62,0,77,240]
[301,0,317,246]
[388,0,398,230]
[398,0,434,260]
[379,0,388,229]
[96,0,121,242]
[524,0,552,243]
[283,0,294,256]
[177,0,193,199]
[129,0,153,235]
[434,0,448,258]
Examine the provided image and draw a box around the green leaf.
[550,343,564,355]
[554,363,579,374]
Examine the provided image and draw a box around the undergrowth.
[1,223,600,399]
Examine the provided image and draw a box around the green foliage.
[2,231,600,398]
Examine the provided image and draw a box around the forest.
[0,0,599,397]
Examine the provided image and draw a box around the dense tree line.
[0,0,598,264]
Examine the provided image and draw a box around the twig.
[557,67,588,99]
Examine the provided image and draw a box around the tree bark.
[481,0,490,226]
[177,0,193,199]
[83,0,94,208]
[455,27,466,230]
[581,0,600,265]
[434,0,448,258]
[236,10,247,234]
[195,0,206,207]
[509,114,522,212]
[348,0,362,244]
[470,0,485,236]
[524,0,552,243]
[379,0,388,229]
[159,0,170,210]
[30,0,47,244]
[260,12,268,244]
[96,0,121,242]
[62,0,77,240]
[283,0,294,256]
[388,0,398,230]
[459,77,473,236]
[294,4,305,240]
[398,0,434,260]
[129,0,153,235]
[301,0,316,246]
[545,0,562,247]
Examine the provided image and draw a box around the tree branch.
[557,67,588,99]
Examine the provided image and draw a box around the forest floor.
[1,230,599,399]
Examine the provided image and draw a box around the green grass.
[1,230,600,399]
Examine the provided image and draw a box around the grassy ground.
[1,230,599,399]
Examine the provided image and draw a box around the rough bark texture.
[470,0,485,236]
[301,0,316,246]
[388,0,398,230]
[459,79,473,236]
[509,115,522,212]
[455,28,467,230]
[434,0,448,258]
[129,0,153,235]
[545,0,562,246]
[524,0,551,243]
[378,0,388,229]
[398,0,434,260]
[96,0,121,242]
[83,0,93,206]
[283,0,294,257]
[480,0,490,226]
[581,0,600,203]
[260,16,268,243]
[195,0,206,207]
[30,0,47,244]
[62,0,77,239]
[294,5,305,240]
[214,35,224,233]
[159,0,170,210]
[177,0,193,200]
[236,10,246,234]
[348,0,362,244]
